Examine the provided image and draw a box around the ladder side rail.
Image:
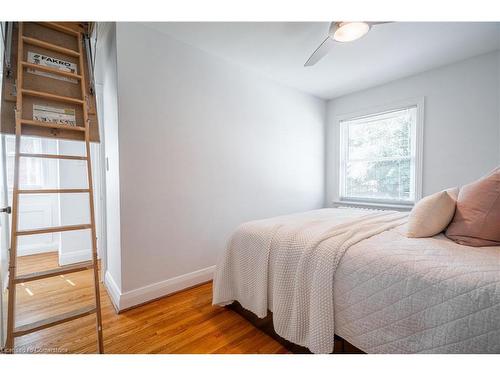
[5,21,24,353]
[77,31,104,354]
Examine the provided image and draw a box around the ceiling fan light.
[333,22,370,42]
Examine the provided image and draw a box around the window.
[5,136,45,189]
[339,102,422,206]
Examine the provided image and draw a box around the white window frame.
[334,97,424,210]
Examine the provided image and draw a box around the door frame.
[94,83,108,282]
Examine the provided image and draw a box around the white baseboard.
[59,249,92,266]
[104,271,121,312]
[103,266,215,312]
[17,242,59,257]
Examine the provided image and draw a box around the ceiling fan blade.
[367,21,393,27]
[304,36,334,67]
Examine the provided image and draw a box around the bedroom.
[0,0,499,372]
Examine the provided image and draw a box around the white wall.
[326,51,500,205]
[111,23,325,306]
[57,138,105,266]
[94,23,122,299]
[57,140,90,265]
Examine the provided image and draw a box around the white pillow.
[406,188,459,238]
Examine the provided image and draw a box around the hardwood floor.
[11,252,288,354]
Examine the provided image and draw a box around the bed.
[212,208,500,354]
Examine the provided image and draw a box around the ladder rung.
[19,153,87,160]
[15,260,94,284]
[21,61,82,80]
[17,224,92,236]
[37,22,81,37]
[22,89,84,105]
[13,305,96,337]
[20,119,85,132]
[17,188,90,194]
[22,36,80,57]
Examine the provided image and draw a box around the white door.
[0,21,10,350]
[0,135,10,350]
[4,136,60,256]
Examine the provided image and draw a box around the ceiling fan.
[305,22,391,67]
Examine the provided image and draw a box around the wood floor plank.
[13,252,288,354]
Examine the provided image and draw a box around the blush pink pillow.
[445,167,500,247]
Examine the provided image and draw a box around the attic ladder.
[4,22,104,353]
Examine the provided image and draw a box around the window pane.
[345,158,412,201]
[340,106,417,203]
[5,136,45,189]
[347,108,414,161]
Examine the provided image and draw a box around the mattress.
[334,224,500,353]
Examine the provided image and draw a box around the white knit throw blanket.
[213,209,408,353]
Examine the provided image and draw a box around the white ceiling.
[145,22,500,99]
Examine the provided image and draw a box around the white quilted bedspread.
[334,225,500,353]
[213,208,500,354]
[212,208,407,353]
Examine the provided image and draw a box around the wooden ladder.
[4,22,104,353]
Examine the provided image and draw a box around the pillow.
[445,167,500,247]
[406,188,458,238]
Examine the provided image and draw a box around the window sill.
[332,200,413,212]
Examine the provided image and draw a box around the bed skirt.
[228,302,365,354]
